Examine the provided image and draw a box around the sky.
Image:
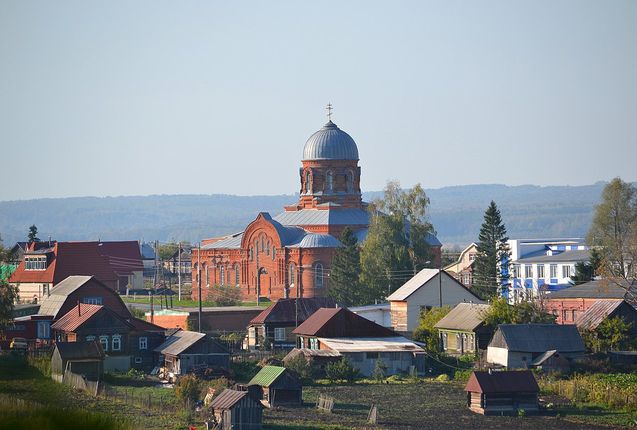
[1,1,636,201]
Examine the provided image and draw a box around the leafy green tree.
[360,181,435,302]
[473,201,510,299]
[571,249,602,285]
[157,242,179,261]
[412,306,452,352]
[285,354,314,383]
[328,227,362,307]
[586,178,637,300]
[27,225,40,243]
[481,296,555,326]
[581,316,633,352]
[0,278,18,328]
[174,374,202,406]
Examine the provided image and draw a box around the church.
[192,111,441,302]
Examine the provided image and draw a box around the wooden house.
[387,269,483,333]
[154,330,229,375]
[210,388,263,430]
[487,324,585,369]
[575,299,637,338]
[247,365,302,407]
[292,307,425,377]
[465,370,539,415]
[52,341,105,381]
[247,297,336,350]
[434,303,492,354]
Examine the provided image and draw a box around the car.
[10,337,28,350]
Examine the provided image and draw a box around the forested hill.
[0,183,608,248]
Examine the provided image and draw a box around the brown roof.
[55,341,105,360]
[465,371,539,394]
[575,300,636,330]
[51,303,133,332]
[210,389,261,410]
[292,307,397,338]
[96,241,144,274]
[250,297,337,325]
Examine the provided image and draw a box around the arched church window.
[346,170,354,192]
[204,264,209,287]
[249,247,253,261]
[272,246,276,261]
[266,239,270,256]
[326,171,333,192]
[289,263,296,286]
[234,264,240,286]
[314,263,324,288]
[220,266,225,286]
[305,170,312,194]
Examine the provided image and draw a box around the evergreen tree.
[328,227,363,307]
[473,201,510,299]
[571,249,602,285]
[27,225,40,243]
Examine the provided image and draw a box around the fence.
[541,378,637,411]
[61,370,100,396]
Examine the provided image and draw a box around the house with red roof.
[9,240,143,303]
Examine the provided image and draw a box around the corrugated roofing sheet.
[465,371,539,394]
[387,269,481,302]
[55,341,105,360]
[38,275,93,318]
[516,249,590,263]
[250,297,337,325]
[491,324,585,353]
[284,348,342,361]
[575,299,627,330]
[273,208,370,227]
[248,365,287,387]
[434,303,491,331]
[210,389,253,410]
[202,233,244,250]
[547,280,634,299]
[318,337,425,353]
[51,304,103,332]
[154,330,205,356]
[293,307,397,338]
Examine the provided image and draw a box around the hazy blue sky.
[1,1,636,201]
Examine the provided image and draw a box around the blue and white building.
[504,238,590,303]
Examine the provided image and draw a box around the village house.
[154,330,229,375]
[444,243,478,288]
[575,299,637,339]
[434,303,493,355]
[8,241,144,302]
[210,389,263,430]
[544,279,636,324]
[387,268,483,333]
[487,324,585,369]
[147,306,262,334]
[51,341,105,381]
[465,370,539,415]
[247,365,302,407]
[291,307,425,377]
[247,297,336,350]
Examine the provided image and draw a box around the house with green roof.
[247,365,302,407]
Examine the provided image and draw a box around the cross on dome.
[326,103,333,121]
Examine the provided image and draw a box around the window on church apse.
[326,171,333,192]
[314,263,324,288]
[234,264,240,286]
[289,263,296,286]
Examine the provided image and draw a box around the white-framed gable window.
[83,297,103,305]
[274,328,286,341]
[139,336,148,350]
[112,334,121,351]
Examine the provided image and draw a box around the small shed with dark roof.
[465,370,539,415]
[210,388,263,430]
[52,341,105,380]
[247,365,302,407]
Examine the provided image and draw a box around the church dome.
[303,121,359,161]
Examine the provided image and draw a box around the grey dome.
[289,233,343,248]
[303,121,359,161]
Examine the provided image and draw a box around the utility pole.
[177,244,182,301]
[439,258,443,308]
[198,242,202,333]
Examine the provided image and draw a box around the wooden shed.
[465,370,539,415]
[51,341,105,381]
[247,365,302,407]
[210,389,263,430]
[154,330,229,375]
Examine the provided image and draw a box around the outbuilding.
[465,370,539,415]
[154,330,229,375]
[51,341,105,381]
[247,365,302,407]
[210,388,263,430]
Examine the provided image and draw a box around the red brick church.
[192,113,441,302]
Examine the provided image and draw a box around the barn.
[51,341,105,381]
[210,389,263,430]
[465,370,539,415]
[247,365,302,407]
[154,330,229,375]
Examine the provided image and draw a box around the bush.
[285,355,314,383]
[325,358,358,383]
[207,284,241,306]
[453,369,473,383]
[372,359,388,382]
[435,374,449,382]
[231,361,260,383]
[174,374,202,406]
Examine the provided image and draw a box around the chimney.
[78,300,81,316]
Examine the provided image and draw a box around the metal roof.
[202,232,244,250]
[54,341,105,360]
[210,389,258,410]
[154,330,205,356]
[575,299,630,330]
[284,348,342,360]
[465,371,539,394]
[51,304,103,332]
[317,337,425,353]
[248,365,287,387]
[547,280,633,299]
[434,303,491,331]
[287,233,342,248]
[274,208,370,227]
[530,350,558,366]
[489,324,585,353]
[387,269,482,302]
[38,275,93,318]
[293,307,397,338]
[250,297,337,325]
[516,249,590,263]
[303,121,359,161]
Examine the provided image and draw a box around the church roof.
[288,233,342,248]
[303,121,359,161]
[274,208,370,226]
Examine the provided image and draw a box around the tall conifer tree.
[473,201,510,299]
[328,227,363,306]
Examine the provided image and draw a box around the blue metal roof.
[303,121,359,161]
[273,208,370,226]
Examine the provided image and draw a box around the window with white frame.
[550,264,558,278]
[112,335,121,351]
[441,332,448,350]
[274,328,286,341]
[513,264,521,278]
[537,264,545,279]
[82,296,103,305]
[37,321,50,339]
[139,336,148,350]
[25,256,47,270]
[525,265,533,278]
[314,263,324,287]
[220,266,225,285]
[134,357,143,364]
[562,265,572,278]
[289,263,296,286]
[86,335,96,341]
[99,335,109,351]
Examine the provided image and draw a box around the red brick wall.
[544,298,618,324]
